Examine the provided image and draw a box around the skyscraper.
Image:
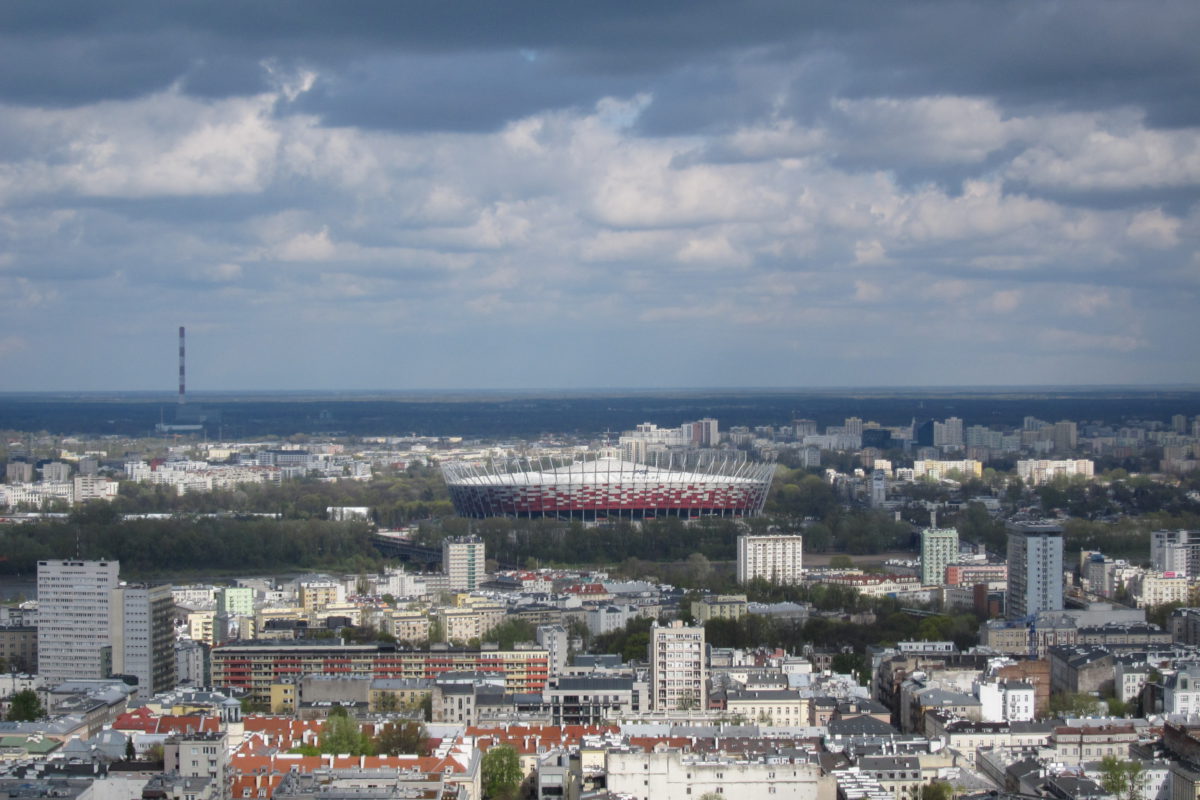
[1006,522,1064,619]
[649,620,706,710]
[37,559,120,681]
[442,535,485,591]
[110,584,175,699]
[920,527,959,586]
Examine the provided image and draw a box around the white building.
[536,624,569,677]
[911,460,982,480]
[1130,572,1189,608]
[920,527,959,586]
[1016,459,1094,485]
[976,680,1035,722]
[442,536,485,591]
[604,749,830,800]
[869,470,887,507]
[649,620,706,711]
[1163,666,1200,716]
[37,559,120,681]
[1151,529,1200,577]
[737,534,804,585]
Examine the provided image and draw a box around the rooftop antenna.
[178,326,186,406]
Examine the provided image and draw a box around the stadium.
[441,452,776,520]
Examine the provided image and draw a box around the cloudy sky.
[1,1,1198,391]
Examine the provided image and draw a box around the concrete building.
[1016,459,1094,485]
[920,527,959,586]
[692,594,748,622]
[1007,522,1064,620]
[1164,666,1200,716]
[536,624,569,677]
[649,620,706,711]
[0,625,37,673]
[1152,529,1200,577]
[737,534,804,585]
[110,583,175,700]
[442,536,485,591]
[37,559,120,681]
[5,461,34,484]
[604,749,831,800]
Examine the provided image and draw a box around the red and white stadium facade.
[441,454,775,520]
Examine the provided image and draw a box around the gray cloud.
[0,1,1197,390]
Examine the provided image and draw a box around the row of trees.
[290,708,428,757]
[0,510,382,576]
[590,601,982,666]
[112,465,453,526]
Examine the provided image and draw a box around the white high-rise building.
[442,536,485,591]
[649,620,706,711]
[737,534,803,585]
[110,584,176,700]
[1151,529,1200,577]
[1006,523,1064,620]
[869,470,887,507]
[37,559,120,681]
[920,527,959,586]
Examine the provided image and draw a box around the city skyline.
[0,2,1197,391]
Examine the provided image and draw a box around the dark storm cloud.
[2,1,1195,133]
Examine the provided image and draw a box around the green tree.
[1098,755,1147,800]
[6,689,44,721]
[481,744,522,800]
[374,721,428,755]
[829,554,855,569]
[320,707,374,756]
[480,618,537,649]
[1047,692,1102,718]
[920,782,953,800]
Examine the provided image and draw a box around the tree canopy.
[481,744,522,800]
[6,690,44,722]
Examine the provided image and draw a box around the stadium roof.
[444,456,765,486]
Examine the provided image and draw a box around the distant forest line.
[1,389,1198,437]
[1,465,1197,577]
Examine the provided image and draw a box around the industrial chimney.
[178,326,186,405]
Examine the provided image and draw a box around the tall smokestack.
[178,326,186,405]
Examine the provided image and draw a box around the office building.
[1052,421,1078,453]
[442,535,485,591]
[649,620,706,711]
[37,559,120,681]
[110,584,175,699]
[920,528,959,586]
[933,417,964,449]
[737,534,803,585]
[1007,523,1064,620]
[869,470,887,507]
[1151,529,1200,577]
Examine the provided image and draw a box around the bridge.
[369,533,443,568]
[369,532,522,571]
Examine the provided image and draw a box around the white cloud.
[1126,208,1181,248]
[1007,118,1200,191]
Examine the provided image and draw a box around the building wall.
[649,621,706,711]
[37,559,119,681]
[737,535,804,585]
[605,750,832,800]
